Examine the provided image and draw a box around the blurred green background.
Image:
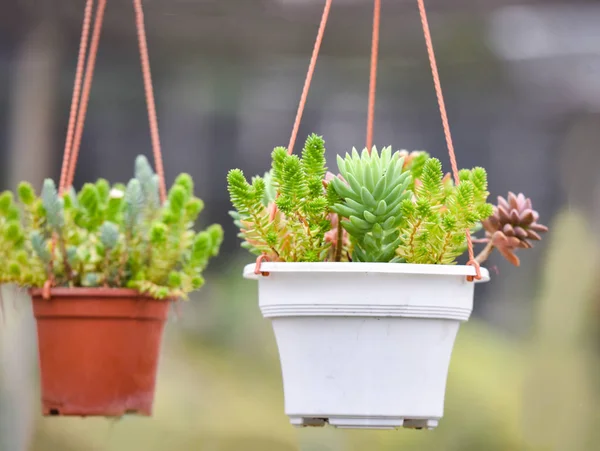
[2,0,600,450]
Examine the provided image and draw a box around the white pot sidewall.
[246,263,486,427]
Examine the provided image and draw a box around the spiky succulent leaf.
[0,192,13,213]
[301,133,327,182]
[135,155,160,208]
[124,179,144,231]
[332,147,412,262]
[30,231,50,263]
[228,134,333,262]
[41,179,64,230]
[397,159,494,264]
[99,221,119,249]
[17,182,36,206]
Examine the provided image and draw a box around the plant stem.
[57,234,73,282]
[474,240,494,265]
[334,214,343,262]
[249,206,280,259]
[103,250,111,287]
[116,232,130,286]
[436,232,452,264]
[297,213,312,239]
[406,219,422,261]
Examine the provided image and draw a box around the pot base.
[289,415,439,430]
[43,409,149,417]
[42,402,151,417]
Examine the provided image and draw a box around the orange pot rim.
[29,286,168,301]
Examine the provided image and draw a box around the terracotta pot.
[30,287,170,417]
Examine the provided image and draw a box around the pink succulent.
[480,192,548,266]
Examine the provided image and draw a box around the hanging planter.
[230,141,547,429]
[29,288,170,416]
[0,0,223,417]
[227,0,549,430]
[0,156,222,417]
[244,263,488,429]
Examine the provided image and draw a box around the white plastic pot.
[244,262,489,430]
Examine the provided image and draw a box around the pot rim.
[28,287,169,300]
[243,262,490,283]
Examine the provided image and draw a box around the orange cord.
[66,0,107,191]
[254,255,271,277]
[261,0,334,270]
[59,0,94,195]
[416,0,481,281]
[287,0,333,155]
[62,0,167,200]
[260,0,480,280]
[366,0,380,153]
[133,0,167,202]
[49,0,98,294]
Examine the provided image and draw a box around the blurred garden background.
[1,0,600,449]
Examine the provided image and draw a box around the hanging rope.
[65,0,107,191]
[44,0,168,298]
[133,0,167,202]
[59,0,167,201]
[265,0,332,229]
[260,0,333,271]
[260,0,480,280]
[366,0,380,153]
[416,0,481,281]
[287,0,333,155]
[58,0,94,195]
[45,0,100,299]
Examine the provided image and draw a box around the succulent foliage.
[228,134,545,267]
[331,147,412,262]
[228,134,344,262]
[394,158,494,264]
[0,156,222,299]
[479,192,548,266]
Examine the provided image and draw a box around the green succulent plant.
[228,134,545,267]
[228,133,340,262]
[394,158,494,264]
[0,155,223,299]
[330,147,412,262]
